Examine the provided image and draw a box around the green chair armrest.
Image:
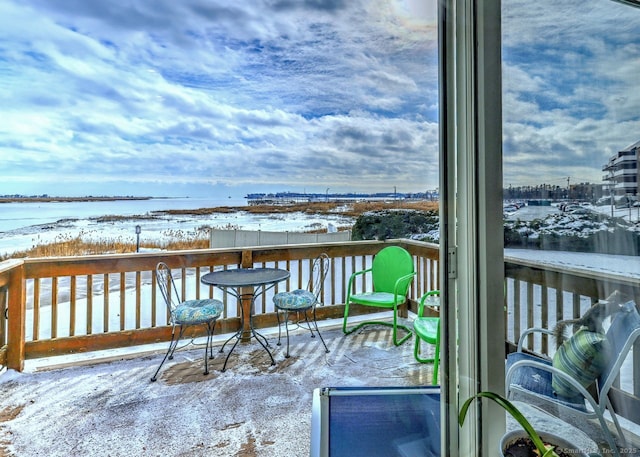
[346,267,373,302]
[417,290,440,317]
[392,272,417,302]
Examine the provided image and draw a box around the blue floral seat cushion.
[273,290,316,310]
[173,299,224,324]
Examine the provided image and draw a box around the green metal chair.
[413,290,441,385]
[342,246,416,346]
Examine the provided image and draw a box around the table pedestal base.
[219,325,276,372]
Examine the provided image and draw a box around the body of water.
[0,196,354,257]
[0,196,247,232]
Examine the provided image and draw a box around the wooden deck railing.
[504,254,640,424]
[0,240,439,371]
[1,240,639,424]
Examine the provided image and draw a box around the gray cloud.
[0,0,638,197]
[0,0,440,196]
[501,0,640,187]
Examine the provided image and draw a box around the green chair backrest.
[371,246,415,294]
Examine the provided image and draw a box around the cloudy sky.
[0,0,638,198]
[502,0,640,191]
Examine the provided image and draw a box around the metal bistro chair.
[273,253,330,358]
[506,300,640,456]
[343,246,416,346]
[413,290,441,385]
[151,262,224,381]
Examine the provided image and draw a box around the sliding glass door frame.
[439,0,505,454]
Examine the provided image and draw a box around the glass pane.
[503,0,640,454]
[1,1,445,456]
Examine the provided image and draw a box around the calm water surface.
[0,197,247,232]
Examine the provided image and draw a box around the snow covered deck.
[1,240,640,455]
[0,322,430,457]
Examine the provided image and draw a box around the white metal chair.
[505,300,640,456]
[151,262,224,381]
[273,253,330,358]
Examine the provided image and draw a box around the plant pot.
[500,430,590,457]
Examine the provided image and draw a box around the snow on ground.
[0,320,428,457]
[2,198,636,258]
[2,199,640,455]
[506,248,640,279]
[0,210,355,257]
[507,201,640,224]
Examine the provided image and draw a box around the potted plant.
[459,391,590,457]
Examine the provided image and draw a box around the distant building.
[602,139,640,200]
[503,182,604,201]
[570,182,605,201]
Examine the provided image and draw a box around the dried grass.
[2,231,211,260]
[157,200,438,218]
[3,200,438,260]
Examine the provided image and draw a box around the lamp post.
[610,184,614,218]
[326,188,330,202]
[135,225,141,253]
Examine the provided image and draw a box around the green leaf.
[459,391,559,457]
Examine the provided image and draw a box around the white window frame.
[439,0,505,454]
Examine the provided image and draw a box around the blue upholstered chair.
[151,262,224,381]
[273,253,330,358]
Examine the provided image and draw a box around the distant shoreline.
[0,196,153,204]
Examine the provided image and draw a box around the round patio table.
[201,267,290,371]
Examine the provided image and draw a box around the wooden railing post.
[7,261,26,371]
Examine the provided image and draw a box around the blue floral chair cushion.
[273,289,316,310]
[173,299,224,324]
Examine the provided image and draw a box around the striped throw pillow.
[552,328,610,399]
